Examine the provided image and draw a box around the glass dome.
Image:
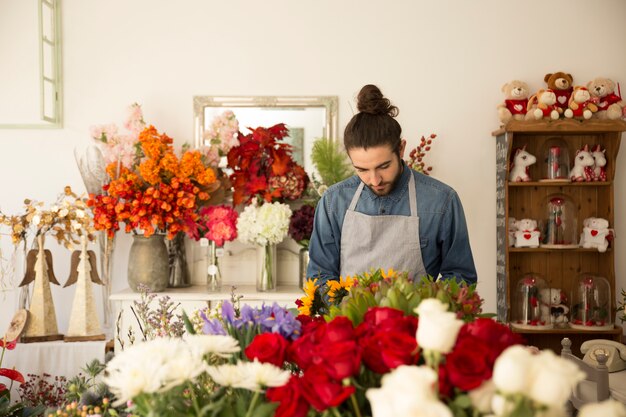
[539,137,571,182]
[540,194,578,248]
[570,274,613,330]
[511,272,552,329]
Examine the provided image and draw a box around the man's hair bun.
[356,84,399,117]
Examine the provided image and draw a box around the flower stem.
[244,391,260,417]
[350,393,362,417]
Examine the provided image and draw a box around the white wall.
[1,0,626,336]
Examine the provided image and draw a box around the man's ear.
[399,140,407,159]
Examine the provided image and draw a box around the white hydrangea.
[236,202,292,246]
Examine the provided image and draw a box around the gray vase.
[127,234,169,292]
[298,247,309,289]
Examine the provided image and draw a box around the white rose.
[527,350,585,407]
[415,299,463,354]
[579,400,626,417]
[469,380,496,413]
[492,345,534,394]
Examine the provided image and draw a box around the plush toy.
[514,218,541,248]
[586,77,625,120]
[526,89,560,120]
[539,288,569,326]
[497,80,530,124]
[580,217,612,252]
[570,144,595,182]
[590,144,607,181]
[544,72,574,113]
[564,86,598,120]
[509,146,536,182]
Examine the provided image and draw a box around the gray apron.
[340,173,427,278]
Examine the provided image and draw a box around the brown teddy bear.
[586,77,625,120]
[545,72,574,113]
[564,86,598,120]
[497,80,530,124]
[526,89,560,120]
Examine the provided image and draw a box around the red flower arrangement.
[193,204,238,247]
[226,123,309,206]
[88,126,218,239]
[288,204,315,248]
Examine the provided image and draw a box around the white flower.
[527,350,585,407]
[32,214,41,225]
[58,208,69,218]
[366,365,452,417]
[237,202,292,246]
[492,345,534,394]
[469,380,496,413]
[415,299,463,354]
[579,400,626,417]
[184,334,240,359]
[75,209,85,219]
[207,361,289,392]
[104,338,205,405]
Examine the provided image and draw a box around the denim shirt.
[307,162,477,284]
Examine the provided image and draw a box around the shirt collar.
[361,160,411,202]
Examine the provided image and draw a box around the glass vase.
[256,244,277,292]
[97,232,116,335]
[168,232,191,288]
[206,240,222,292]
[298,247,309,289]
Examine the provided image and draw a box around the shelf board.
[508,247,611,253]
[510,325,622,336]
[508,181,612,187]
[492,119,626,136]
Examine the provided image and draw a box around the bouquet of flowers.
[406,133,437,175]
[236,202,292,247]
[88,124,218,239]
[201,110,240,167]
[193,204,238,247]
[288,204,315,249]
[227,123,309,206]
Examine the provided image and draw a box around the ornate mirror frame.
[193,96,339,175]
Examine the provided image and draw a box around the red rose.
[322,316,355,344]
[458,318,523,363]
[445,336,492,391]
[288,332,319,370]
[361,330,418,374]
[245,333,289,367]
[266,375,309,417]
[300,365,355,411]
[363,307,404,326]
[318,341,361,379]
[438,364,454,399]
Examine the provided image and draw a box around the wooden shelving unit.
[493,119,626,355]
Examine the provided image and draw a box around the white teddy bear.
[514,218,541,248]
[539,288,569,326]
[580,217,612,252]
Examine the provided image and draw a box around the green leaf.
[453,394,472,408]
[250,402,278,417]
[182,311,197,335]
[311,138,353,186]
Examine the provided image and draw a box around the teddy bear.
[526,89,560,120]
[579,217,612,252]
[497,80,530,124]
[544,72,574,113]
[586,77,625,120]
[570,144,595,182]
[514,218,541,248]
[539,288,569,327]
[590,144,607,181]
[509,146,536,182]
[564,86,598,120]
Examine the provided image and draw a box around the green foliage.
[311,138,353,187]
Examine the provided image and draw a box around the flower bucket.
[127,234,169,292]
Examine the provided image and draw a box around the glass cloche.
[511,273,551,329]
[539,137,571,182]
[540,194,578,248]
[570,274,613,330]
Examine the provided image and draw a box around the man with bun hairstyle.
[307,84,477,284]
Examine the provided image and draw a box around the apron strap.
[349,182,365,211]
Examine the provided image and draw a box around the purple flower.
[221,301,236,324]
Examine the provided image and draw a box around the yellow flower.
[328,275,354,302]
[381,268,399,279]
[297,278,318,316]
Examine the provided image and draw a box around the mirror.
[0,0,63,128]
[193,96,338,176]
